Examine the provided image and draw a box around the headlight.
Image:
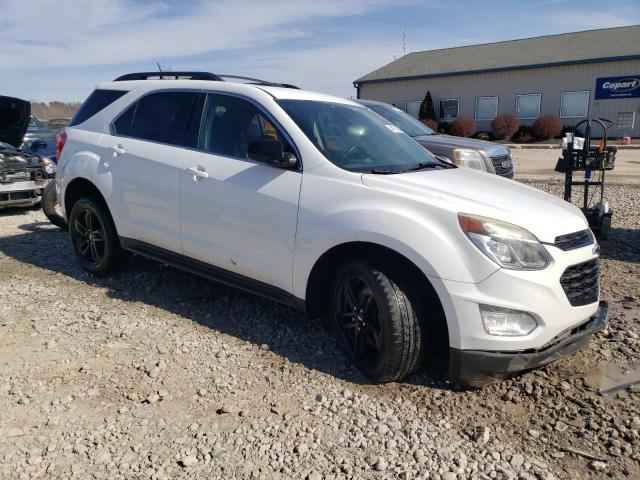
[480,305,538,336]
[42,157,57,175]
[458,213,552,270]
[453,149,485,171]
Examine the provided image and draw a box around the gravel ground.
[0,182,639,480]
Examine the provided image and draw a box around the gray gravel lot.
[0,181,639,480]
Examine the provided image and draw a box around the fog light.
[480,305,537,336]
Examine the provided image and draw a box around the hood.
[362,168,587,243]
[413,134,509,157]
[0,96,30,148]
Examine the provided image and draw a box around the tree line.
[31,101,81,120]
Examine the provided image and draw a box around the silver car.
[357,99,514,178]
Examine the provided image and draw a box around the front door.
[179,93,302,292]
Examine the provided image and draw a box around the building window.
[475,96,498,120]
[405,101,422,119]
[560,91,589,118]
[515,94,541,119]
[617,112,635,130]
[439,99,459,121]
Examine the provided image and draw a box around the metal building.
[354,26,640,137]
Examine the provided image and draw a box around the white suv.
[55,72,607,387]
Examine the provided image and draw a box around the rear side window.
[68,89,128,127]
[123,92,199,147]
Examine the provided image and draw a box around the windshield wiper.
[368,168,402,174]
[406,162,451,172]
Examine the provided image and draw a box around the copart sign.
[595,75,640,99]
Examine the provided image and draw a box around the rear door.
[179,93,302,292]
[98,91,202,252]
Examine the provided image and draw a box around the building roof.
[355,25,640,85]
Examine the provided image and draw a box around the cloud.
[2,0,637,102]
[520,8,640,33]
[0,0,411,70]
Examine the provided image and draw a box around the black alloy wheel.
[72,208,106,267]
[68,197,125,275]
[335,274,384,370]
[332,261,422,383]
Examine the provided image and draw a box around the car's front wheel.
[332,261,423,382]
[68,197,125,276]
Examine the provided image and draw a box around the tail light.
[55,129,67,160]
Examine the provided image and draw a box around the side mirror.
[248,137,297,169]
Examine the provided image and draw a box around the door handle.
[185,166,210,180]
[109,144,126,156]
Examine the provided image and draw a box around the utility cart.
[558,118,617,240]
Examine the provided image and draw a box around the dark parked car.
[357,99,515,178]
[23,115,58,157]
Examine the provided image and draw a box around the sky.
[1,0,639,103]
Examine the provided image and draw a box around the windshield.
[279,100,440,173]
[366,103,436,137]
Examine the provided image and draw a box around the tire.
[68,197,125,276]
[42,180,68,230]
[599,216,611,241]
[332,261,422,383]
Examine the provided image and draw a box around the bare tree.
[30,101,81,120]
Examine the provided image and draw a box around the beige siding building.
[355,26,640,137]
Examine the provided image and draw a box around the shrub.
[491,114,519,140]
[438,121,451,135]
[513,125,535,143]
[419,91,437,123]
[532,115,562,140]
[422,118,438,131]
[449,117,476,137]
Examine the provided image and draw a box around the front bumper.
[449,300,608,387]
[0,180,48,208]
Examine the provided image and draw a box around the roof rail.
[217,74,300,89]
[112,71,300,89]
[114,72,223,81]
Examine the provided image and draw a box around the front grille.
[560,258,599,306]
[554,229,593,251]
[490,154,514,177]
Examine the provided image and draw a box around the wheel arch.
[64,177,116,232]
[304,241,449,351]
[65,177,103,212]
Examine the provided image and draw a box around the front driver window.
[199,94,291,161]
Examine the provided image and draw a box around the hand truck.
[557,118,616,240]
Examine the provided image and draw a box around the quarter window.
[439,99,459,120]
[515,94,541,119]
[69,89,128,127]
[199,94,290,160]
[29,117,44,128]
[560,91,589,118]
[123,92,199,147]
[475,96,498,120]
[113,103,136,136]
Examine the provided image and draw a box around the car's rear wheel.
[332,261,422,382]
[68,197,124,275]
